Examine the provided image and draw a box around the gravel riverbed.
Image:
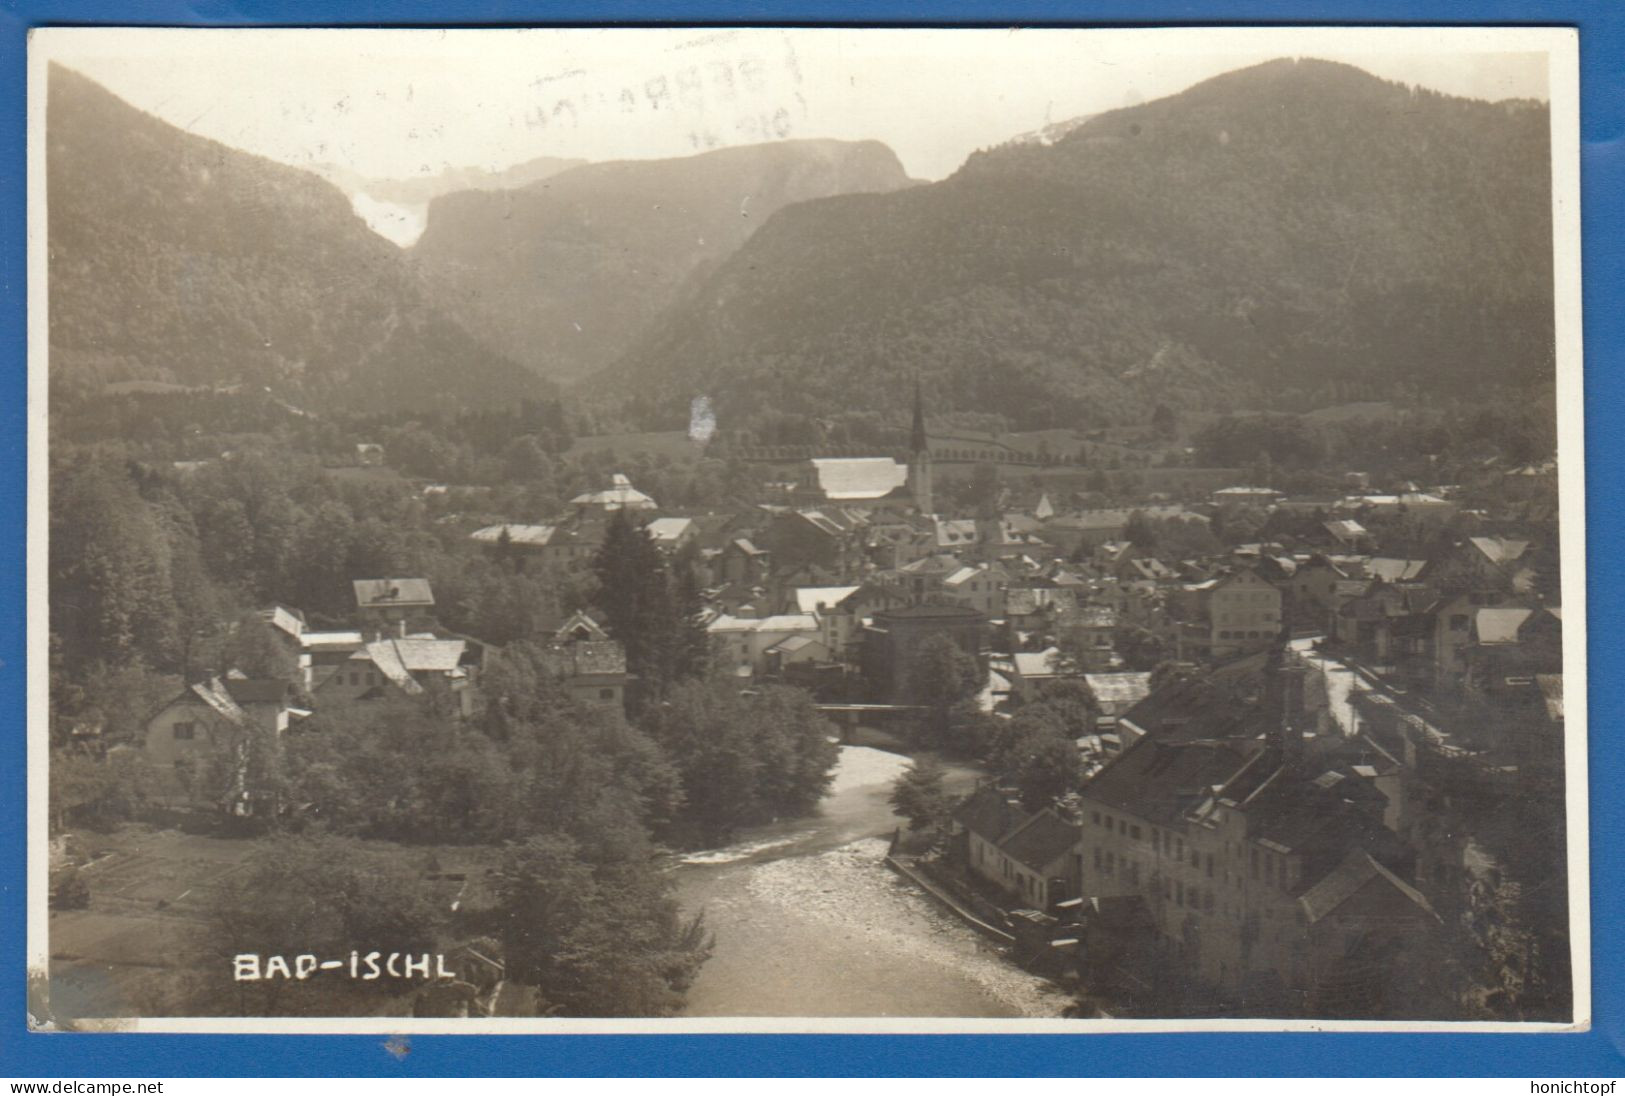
[675,746,1069,1019]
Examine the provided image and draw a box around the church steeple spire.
[910,375,929,456]
[907,373,934,516]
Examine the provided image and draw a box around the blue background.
[2,0,1620,1077]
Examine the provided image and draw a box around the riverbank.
[674,745,1069,1019]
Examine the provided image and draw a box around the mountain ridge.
[596,58,1553,432]
[409,137,918,382]
[46,64,550,412]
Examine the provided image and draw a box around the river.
[672,745,1070,1018]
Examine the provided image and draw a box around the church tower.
[908,376,934,517]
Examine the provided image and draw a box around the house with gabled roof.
[570,472,657,513]
[707,613,821,679]
[1467,604,1563,698]
[354,578,436,638]
[718,537,772,590]
[954,785,1033,892]
[1461,536,1536,592]
[468,523,557,568]
[536,640,630,709]
[759,507,870,574]
[645,516,698,552]
[1197,568,1283,660]
[792,585,869,658]
[941,561,1011,618]
[143,676,298,807]
[995,808,1085,910]
[314,636,476,716]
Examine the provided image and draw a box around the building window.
[599,688,616,700]
[350,671,361,686]
[1250,848,1260,879]
[1130,825,1141,841]
[1190,847,1200,867]
[1206,854,1214,877]
[1127,860,1140,885]
[172,722,196,741]
[1092,812,1101,826]
[1205,891,1216,912]
[1104,852,1115,875]
[1118,819,1128,835]
[1175,838,1184,859]
[1093,848,1102,870]
[1176,882,1185,907]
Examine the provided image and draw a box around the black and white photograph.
[28,26,1586,1032]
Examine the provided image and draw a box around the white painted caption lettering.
[232,952,455,981]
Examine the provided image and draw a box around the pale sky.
[35,26,1555,183]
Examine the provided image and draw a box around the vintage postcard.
[26,25,1587,1033]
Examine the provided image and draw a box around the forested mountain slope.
[601,59,1553,430]
[411,138,915,382]
[47,65,548,411]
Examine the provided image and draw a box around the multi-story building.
[1073,642,1439,1016]
[861,603,988,703]
[1181,568,1283,660]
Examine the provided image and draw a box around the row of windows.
[1093,847,1221,915]
[1162,876,1216,913]
[1094,848,1142,886]
[1216,629,1271,640]
[1090,811,1143,842]
[1087,819,1296,894]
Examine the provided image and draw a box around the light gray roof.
[810,458,908,500]
[470,524,555,547]
[353,578,435,609]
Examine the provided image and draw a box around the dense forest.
[47,412,836,1015]
[600,59,1554,431]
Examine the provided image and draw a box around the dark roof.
[539,640,627,678]
[1117,673,1266,743]
[1083,737,1257,826]
[223,678,290,706]
[999,810,1083,871]
[1244,775,1396,858]
[951,786,1029,843]
[1297,850,1438,925]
